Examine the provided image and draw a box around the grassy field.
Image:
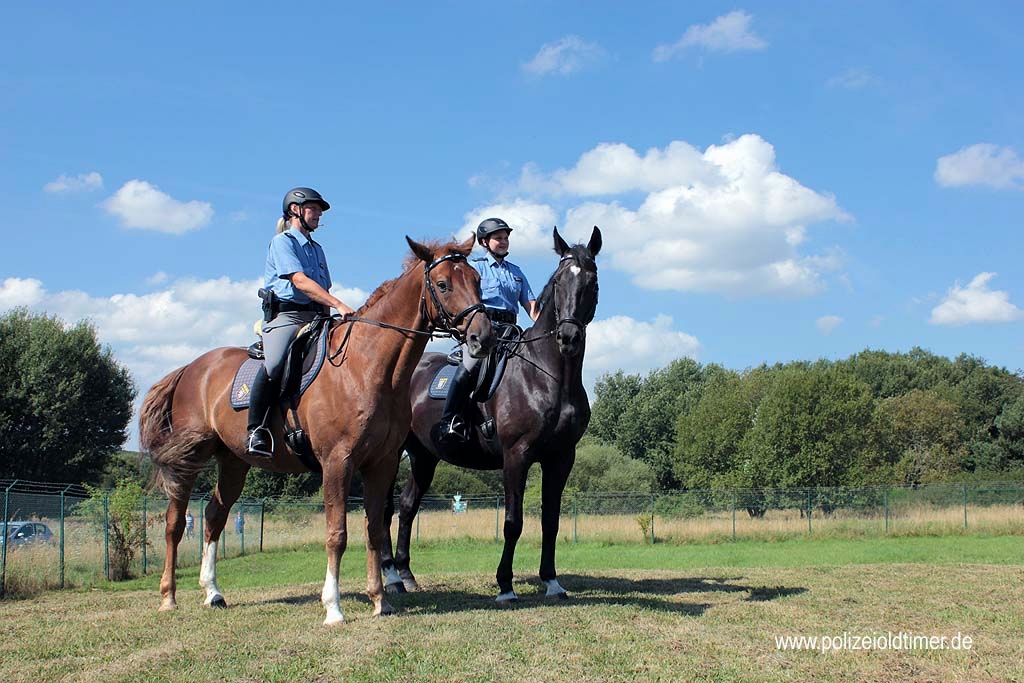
[1,535,1022,682]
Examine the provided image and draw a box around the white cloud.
[522,35,604,76]
[515,134,850,297]
[102,180,214,234]
[462,200,560,256]
[653,10,767,61]
[0,275,370,449]
[826,67,874,90]
[816,315,843,335]
[0,277,47,309]
[586,314,701,384]
[934,144,1024,190]
[44,171,103,193]
[930,272,1023,325]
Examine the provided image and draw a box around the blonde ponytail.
[275,217,289,234]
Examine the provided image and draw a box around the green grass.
[2,535,1022,683]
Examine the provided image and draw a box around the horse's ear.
[553,226,571,257]
[587,226,602,257]
[406,236,434,264]
[456,233,475,256]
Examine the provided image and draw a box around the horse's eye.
[437,280,449,293]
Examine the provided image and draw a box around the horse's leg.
[159,486,197,611]
[199,451,250,609]
[321,454,354,626]
[539,454,575,599]
[380,468,407,594]
[362,457,397,617]
[388,445,439,593]
[496,456,530,604]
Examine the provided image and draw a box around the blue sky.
[2,3,1023,449]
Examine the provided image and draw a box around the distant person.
[235,509,245,535]
[246,187,355,457]
[184,511,194,540]
[436,217,538,442]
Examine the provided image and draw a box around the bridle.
[420,252,486,343]
[551,252,594,335]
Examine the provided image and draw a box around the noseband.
[422,253,486,342]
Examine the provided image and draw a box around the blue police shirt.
[472,253,535,313]
[263,227,332,304]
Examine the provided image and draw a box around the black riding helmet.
[476,217,512,243]
[282,187,331,217]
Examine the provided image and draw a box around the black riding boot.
[437,365,475,443]
[245,366,279,457]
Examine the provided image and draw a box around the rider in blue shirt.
[437,217,538,443]
[245,187,355,458]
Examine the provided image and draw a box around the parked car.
[1,521,55,549]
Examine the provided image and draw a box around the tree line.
[588,349,1024,493]
[3,309,1021,501]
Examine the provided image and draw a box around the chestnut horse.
[139,235,492,624]
[382,226,601,602]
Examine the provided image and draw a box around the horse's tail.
[139,366,209,500]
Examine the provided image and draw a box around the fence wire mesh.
[2,479,1022,596]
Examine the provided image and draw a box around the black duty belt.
[278,301,324,314]
[487,308,517,324]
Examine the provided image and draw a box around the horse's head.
[406,234,494,359]
[547,226,601,357]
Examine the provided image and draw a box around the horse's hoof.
[385,582,407,595]
[208,596,227,609]
[546,591,569,600]
[402,578,420,592]
[158,602,178,612]
[495,591,519,607]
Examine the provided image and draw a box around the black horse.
[381,225,601,603]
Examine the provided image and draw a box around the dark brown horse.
[139,235,492,624]
[382,226,601,602]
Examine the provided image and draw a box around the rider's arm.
[525,299,539,322]
[286,271,355,316]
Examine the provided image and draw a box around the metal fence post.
[650,494,656,544]
[103,493,110,581]
[141,494,148,575]
[1,480,15,596]
[495,496,501,544]
[884,488,889,534]
[963,483,969,529]
[60,484,71,588]
[573,495,577,544]
[806,490,812,535]
[731,491,737,542]
[259,500,265,553]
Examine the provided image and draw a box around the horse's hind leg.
[362,456,398,617]
[199,450,250,608]
[160,485,198,611]
[387,443,439,593]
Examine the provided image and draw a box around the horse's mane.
[355,239,460,315]
[536,242,598,312]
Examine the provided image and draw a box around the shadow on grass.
[379,574,807,618]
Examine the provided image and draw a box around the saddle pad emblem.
[428,364,458,399]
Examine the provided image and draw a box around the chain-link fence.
[2,479,1022,596]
